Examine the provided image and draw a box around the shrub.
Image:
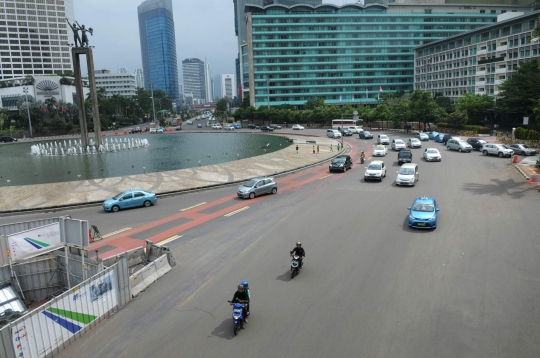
[478,126,490,134]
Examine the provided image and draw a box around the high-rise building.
[84,69,137,97]
[138,0,179,102]
[0,0,75,80]
[134,68,144,89]
[204,58,213,103]
[182,58,206,100]
[220,74,237,99]
[245,2,532,107]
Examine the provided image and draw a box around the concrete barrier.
[154,254,172,278]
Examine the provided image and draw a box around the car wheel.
[249,192,255,199]
[111,205,120,213]
[447,146,451,150]
[498,152,503,158]
[458,148,462,153]
[143,200,151,207]
[483,150,488,156]
[271,187,278,194]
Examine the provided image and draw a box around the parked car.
[447,139,472,152]
[508,144,537,156]
[329,155,353,172]
[434,134,446,143]
[377,134,390,145]
[347,126,359,134]
[103,189,157,212]
[0,136,18,143]
[233,124,242,129]
[441,135,461,145]
[237,177,278,199]
[129,126,142,134]
[398,149,412,164]
[206,121,211,127]
[407,138,422,148]
[326,129,342,138]
[157,127,164,133]
[292,124,305,130]
[187,120,193,125]
[359,131,373,139]
[342,128,353,136]
[423,148,442,162]
[149,127,157,134]
[415,133,429,141]
[428,131,439,140]
[197,123,202,128]
[373,145,388,157]
[224,125,235,130]
[466,138,488,151]
[364,160,387,182]
[175,125,182,131]
[395,163,419,186]
[407,196,439,229]
[268,124,282,129]
[481,143,514,157]
[248,124,260,129]
[212,124,223,129]
[260,126,274,132]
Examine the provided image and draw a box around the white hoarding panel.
[7,223,62,262]
[11,272,117,358]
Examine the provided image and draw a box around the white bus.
[332,119,363,133]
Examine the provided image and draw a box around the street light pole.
[23,86,33,137]
[150,83,156,124]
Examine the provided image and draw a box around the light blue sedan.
[428,131,439,140]
[233,124,242,129]
[434,133,445,143]
[408,196,439,229]
[103,189,157,212]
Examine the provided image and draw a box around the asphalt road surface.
[5,131,540,358]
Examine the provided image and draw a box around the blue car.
[408,196,440,229]
[434,134,445,143]
[428,131,439,140]
[234,124,242,129]
[187,120,193,125]
[103,189,157,212]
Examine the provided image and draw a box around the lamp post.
[23,86,33,137]
[150,83,157,123]
[155,96,168,119]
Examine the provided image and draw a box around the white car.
[326,129,342,138]
[407,138,422,148]
[377,134,390,145]
[373,145,388,157]
[481,143,514,158]
[212,124,222,130]
[391,139,406,151]
[423,148,442,162]
[347,126,359,134]
[364,160,387,182]
[415,133,429,141]
[292,124,304,130]
[149,127,157,134]
[224,125,234,130]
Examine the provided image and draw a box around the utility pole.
[150,82,156,123]
[23,86,33,137]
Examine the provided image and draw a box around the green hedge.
[515,127,540,140]
[436,122,484,131]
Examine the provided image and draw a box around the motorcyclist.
[290,242,305,270]
[360,151,365,163]
[241,281,250,316]
[231,284,250,323]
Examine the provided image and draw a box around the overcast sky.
[74,0,347,84]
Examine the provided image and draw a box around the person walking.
[330,144,333,152]
[317,145,319,154]
[337,143,341,151]
[313,146,315,154]
[296,144,299,153]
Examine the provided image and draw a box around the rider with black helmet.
[231,284,250,323]
[290,242,305,270]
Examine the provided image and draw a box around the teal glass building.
[245,3,531,108]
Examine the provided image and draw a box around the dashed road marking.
[101,227,131,239]
[157,235,183,246]
[224,206,250,217]
[180,202,207,211]
[319,174,334,180]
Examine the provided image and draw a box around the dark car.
[248,124,260,129]
[329,155,353,172]
[466,138,487,151]
[0,136,18,143]
[359,131,373,139]
[268,124,282,129]
[342,128,353,136]
[261,126,274,132]
[175,125,182,131]
[129,126,142,134]
[398,150,413,164]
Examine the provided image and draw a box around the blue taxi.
[407,196,439,229]
[103,189,157,212]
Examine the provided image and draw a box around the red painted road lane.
[91,138,372,258]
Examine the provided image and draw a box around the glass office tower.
[138,0,179,103]
[246,3,531,107]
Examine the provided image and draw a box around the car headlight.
[428,216,436,221]
[409,215,415,220]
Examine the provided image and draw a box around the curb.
[515,164,530,180]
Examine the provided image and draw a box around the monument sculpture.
[66,18,101,148]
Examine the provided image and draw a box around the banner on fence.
[7,223,61,262]
[11,272,117,358]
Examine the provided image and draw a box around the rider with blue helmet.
[241,281,250,315]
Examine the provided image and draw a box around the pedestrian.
[313,146,315,154]
[330,144,333,152]
[317,145,319,154]
[337,143,341,151]
[296,144,299,153]
[506,131,509,137]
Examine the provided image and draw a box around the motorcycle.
[290,254,302,279]
[228,301,246,335]
[360,152,366,164]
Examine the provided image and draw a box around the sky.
[74,0,348,86]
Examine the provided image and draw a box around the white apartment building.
[0,0,74,80]
[84,69,137,97]
[220,74,236,99]
[414,10,540,101]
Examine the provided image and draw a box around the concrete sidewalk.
[0,135,343,213]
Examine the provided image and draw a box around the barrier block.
[114,132,118,136]
[154,254,172,278]
[102,133,106,136]
[124,131,128,135]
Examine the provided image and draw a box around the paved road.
[5,132,540,358]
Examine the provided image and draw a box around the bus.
[332,119,363,132]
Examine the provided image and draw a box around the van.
[447,139,472,152]
[327,129,342,138]
[395,163,419,186]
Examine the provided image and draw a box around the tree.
[304,98,325,110]
[498,58,540,129]
[409,89,441,129]
[445,109,469,130]
[454,92,493,124]
[434,93,454,113]
[241,93,250,109]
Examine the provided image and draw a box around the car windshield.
[333,158,346,163]
[368,164,381,170]
[243,180,257,187]
[113,192,125,200]
[458,141,468,145]
[364,131,371,135]
[411,139,420,143]
[412,202,435,212]
[400,152,412,157]
[399,168,415,175]
[380,135,388,139]
[375,146,385,150]
[396,140,404,144]
[427,149,438,154]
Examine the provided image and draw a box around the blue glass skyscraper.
[138,0,179,103]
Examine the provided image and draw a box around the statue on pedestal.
[66,18,93,47]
